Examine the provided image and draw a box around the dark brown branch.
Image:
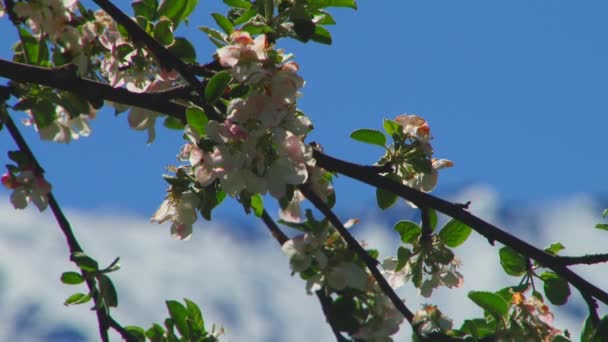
[556,253,608,266]
[0,59,187,121]
[299,183,415,323]
[312,150,608,307]
[1,110,134,342]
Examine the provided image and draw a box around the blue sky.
[1,1,608,341]
[2,0,607,218]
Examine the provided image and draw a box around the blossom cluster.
[152,31,329,238]
[2,165,51,211]
[22,104,93,143]
[386,114,453,195]
[502,291,564,341]
[382,235,464,297]
[281,217,405,340]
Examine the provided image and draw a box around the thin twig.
[299,183,415,323]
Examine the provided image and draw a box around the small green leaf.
[132,0,158,20]
[98,274,118,308]
[499,246,527,276]
[310,25,332,45]
[582,315,608,342]
[124,326,146,341]
[376,187,397,210]
[350,129,386,147]
[393,220,421,244]
[308,0,358,10]
[153,18,174,46]
[602,209,608,218]
[184,298,205,332]
[145,324,165,340]
[64,292,92,306]
[168,37,197,63]
[544,242,565,255]
[468,291,509,320]
[428,208,437,231]
[383,119,401,137]
[251,193,264,217]
[233,7,257,25]
[205,71,232,103]
[540,272,570,305]
[157,0,198,27]
[438,219,472,248]
[166,300,190,339]
[60,271,84,285]
[163,116,185,130]
[595,223,608,231]
[223,0,252,8]
[211,13,234,35]
[396,246,412,271]
[186,106,208,136]
[70,252,99,272]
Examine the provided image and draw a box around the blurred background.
[1,0,607,340]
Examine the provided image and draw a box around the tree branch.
[312,149,608,307]
[556,253,608,266]
[299,183,415,323]
[0,59,187,121]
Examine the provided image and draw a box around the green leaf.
[312,10,336,25]
[251,193,264,217]
[308,0,358,10]
[350,129,386,147]
[153,18,174,45]
[468,291,509,320]
[70,252,99,272]
[163,116,185,130]
[211,13,234,35]
[124,326,146,341]
[232,7,257,25]
[498,246,527,276]
[396,246,412,271]
[17,28,41,65]
[240,22,275,36]
[540,272,571,305]
[184,298,205,332]
[459,318,497,340]
[428,208,437,231]
[223,0,252,8]
[376,187,397,210]
[166,300,190,339]
[60,271,84,285]
[132,0,158,20]
[544,242,565,255]
[157,0,198,26]
[383,119,401,137]
[595,223,608,231]
[205,71,232,103]
[64,292,92,306]
[394,220,421,244]
[438,219,472,248]
[98,274,118,307]
[582,315,608,342]
[603,209,608,218]
[310,25,332,45]
[145,324,165,340]
[168,37,197,63]
[185,106,208,136]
